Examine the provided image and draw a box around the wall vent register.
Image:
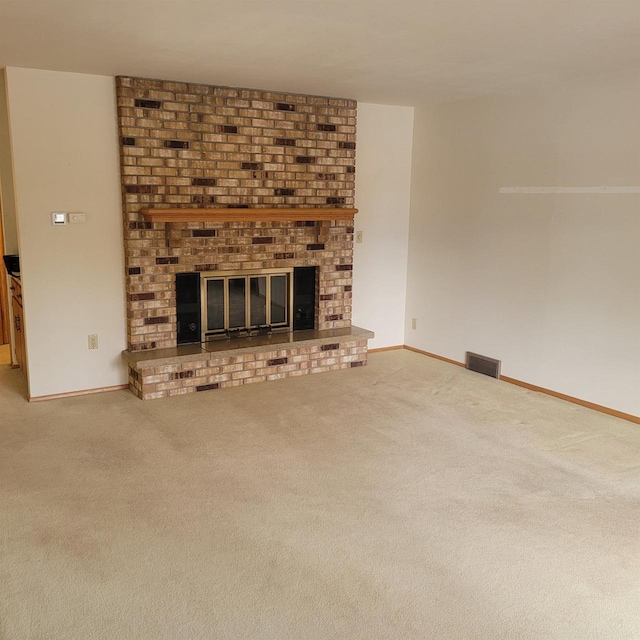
[465,352,501,379]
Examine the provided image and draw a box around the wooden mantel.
[139,207,358,223]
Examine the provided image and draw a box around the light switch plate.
[69,212,86,224]
[51,211,67,226]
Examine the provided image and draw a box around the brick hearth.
[116,76,371,399]
[123,327,373,400]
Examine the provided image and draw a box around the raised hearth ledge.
[123,326,374,400]
[122,326,374,370]
[139,207,358,223]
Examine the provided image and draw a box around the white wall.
[353,103,413,348]
[5,67,127,397]
[406,70,640,416]
[3,69,412,396]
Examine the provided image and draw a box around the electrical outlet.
[88,334,98,350]
[356,230,363,243]
[411,318,417,330]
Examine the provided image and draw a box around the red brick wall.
[116,77,357,351]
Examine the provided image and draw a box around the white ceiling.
[1,0,639,105]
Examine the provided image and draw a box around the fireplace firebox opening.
[176,267,317,345]
[202,268,292,340]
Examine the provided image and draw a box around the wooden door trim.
[0,198,10,345]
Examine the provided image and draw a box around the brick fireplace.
[117,76,373,399]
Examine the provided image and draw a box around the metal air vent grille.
[465,352,501,379]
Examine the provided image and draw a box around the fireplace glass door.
[202,269,292,340]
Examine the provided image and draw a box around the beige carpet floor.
[1,350,640,639]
